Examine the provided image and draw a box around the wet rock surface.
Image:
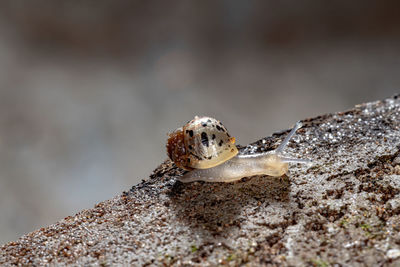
[1,96,400,266]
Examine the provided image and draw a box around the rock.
[387,249,400,260]
[1,95,400,266]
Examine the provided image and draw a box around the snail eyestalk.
[275,121,302,154]
[274,121,312,165]
[280,157,312,165]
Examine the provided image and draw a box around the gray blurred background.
[0,1,399,245]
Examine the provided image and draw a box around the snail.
[167,116,310,183]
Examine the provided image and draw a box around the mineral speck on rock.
[387,249,400,260]
[1,95,400,266]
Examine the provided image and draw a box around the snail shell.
[166,116,238,170]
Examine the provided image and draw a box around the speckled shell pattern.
[167,116,238,170]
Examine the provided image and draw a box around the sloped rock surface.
[1,96,400,266]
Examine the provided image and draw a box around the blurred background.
[0,1,399,245]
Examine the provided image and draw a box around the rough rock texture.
[2,96,400,266]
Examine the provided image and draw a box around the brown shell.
[166,116,238,170]
[166,127,192,170]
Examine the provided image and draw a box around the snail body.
[178,153,288,183]
[167,116,310,183]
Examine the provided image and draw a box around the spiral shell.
[166,116,238,170]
